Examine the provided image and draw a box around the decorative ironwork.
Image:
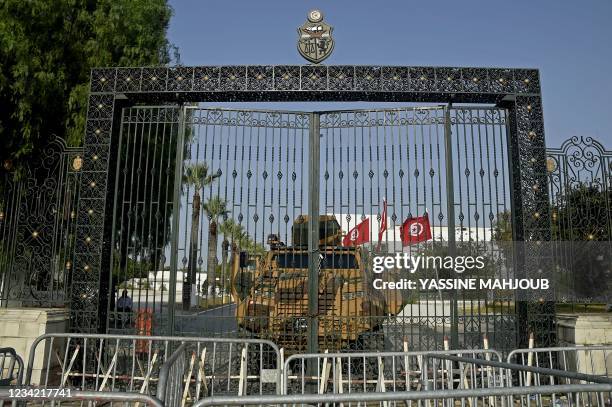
[73,65,549,348]
[90,65,541,97]
[546,136,612,310]
[317,106,515,352]
[99,104,520,353]
[0,138,83,307]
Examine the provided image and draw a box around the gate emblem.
[297,10,334,64]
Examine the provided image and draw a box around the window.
[274,254,309,269]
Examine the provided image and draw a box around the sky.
[167,0,612,148]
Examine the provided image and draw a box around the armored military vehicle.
[230,215,402,353]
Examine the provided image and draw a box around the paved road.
[174,303,239,336]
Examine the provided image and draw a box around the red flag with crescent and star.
[400,213,432,246]
[342,218,370,247]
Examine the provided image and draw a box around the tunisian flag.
[401,213,432,246]
[343,218,370,246]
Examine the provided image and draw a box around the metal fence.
[24,333,281,403]
[425,352,612,407]
[0,348,23,386]
[8,333,612,406]
[2,385,611,407]
[546,136,612,308]
[283,348,503,395]
[1,105,608,358]
[0,138,82,308]
[192,384,612,407]
[279,350,612,406]
[508,345,612,384]
[101,105,519,355]
[157,343,187,405]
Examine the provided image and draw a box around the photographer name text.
[371,253,549,291]
[373,278,549,290]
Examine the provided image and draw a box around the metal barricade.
[0,348,23,386]
[423,352,612,407]
[0,388,163,407]
[192,383,612,407]
[157,343,187,406]
[283,348,503,395]
[24,333,281,404]
[508,345,612,382]
[507,345,612,407]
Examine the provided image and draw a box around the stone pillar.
[0,308,69,384]
[557,313,612,376]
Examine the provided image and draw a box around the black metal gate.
[546,136,612,309]
[107,104,517,352]
[318,106,515,352]
[0,138,83,307]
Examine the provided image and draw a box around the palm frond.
[203,196,229,219]
[182,163,211,190]
[219,219,244,240]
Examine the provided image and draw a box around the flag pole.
[377,198,387,252]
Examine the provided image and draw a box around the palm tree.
[219,219,244,299]
[203,196,228,298]
[182,163,220,310]
[235,230,266,257]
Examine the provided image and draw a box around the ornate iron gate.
[0,138,83,307]
[66,65,552,347]
[317,106,515,352]
[107,104,517,352]
[546,136,612,308]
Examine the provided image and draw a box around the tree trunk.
[183,192,200,310]
[221,239,229,302]
[207,220,218,298]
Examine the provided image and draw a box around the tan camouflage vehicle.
[230,215,403,353]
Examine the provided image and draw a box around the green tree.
[0,0,176,311]
[235,231,266,257]
[552,184,611,241]
[492,211,513,242]
[182,164,220,309]
[551,184,611,303]
[0,0,175,164]
[494,186,611,306]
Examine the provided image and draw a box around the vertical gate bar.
[133,108,148,314]
[107,108,128,331]
[307,112,320,356]
[140,109,155,314]
[444,104,459,349]
[168,105,186,337]
[503,101,528,348]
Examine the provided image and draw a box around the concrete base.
[557,313,612,376]
[557,313,612,345]
[0,308,69,385]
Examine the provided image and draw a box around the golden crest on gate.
[297,10,334,64]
